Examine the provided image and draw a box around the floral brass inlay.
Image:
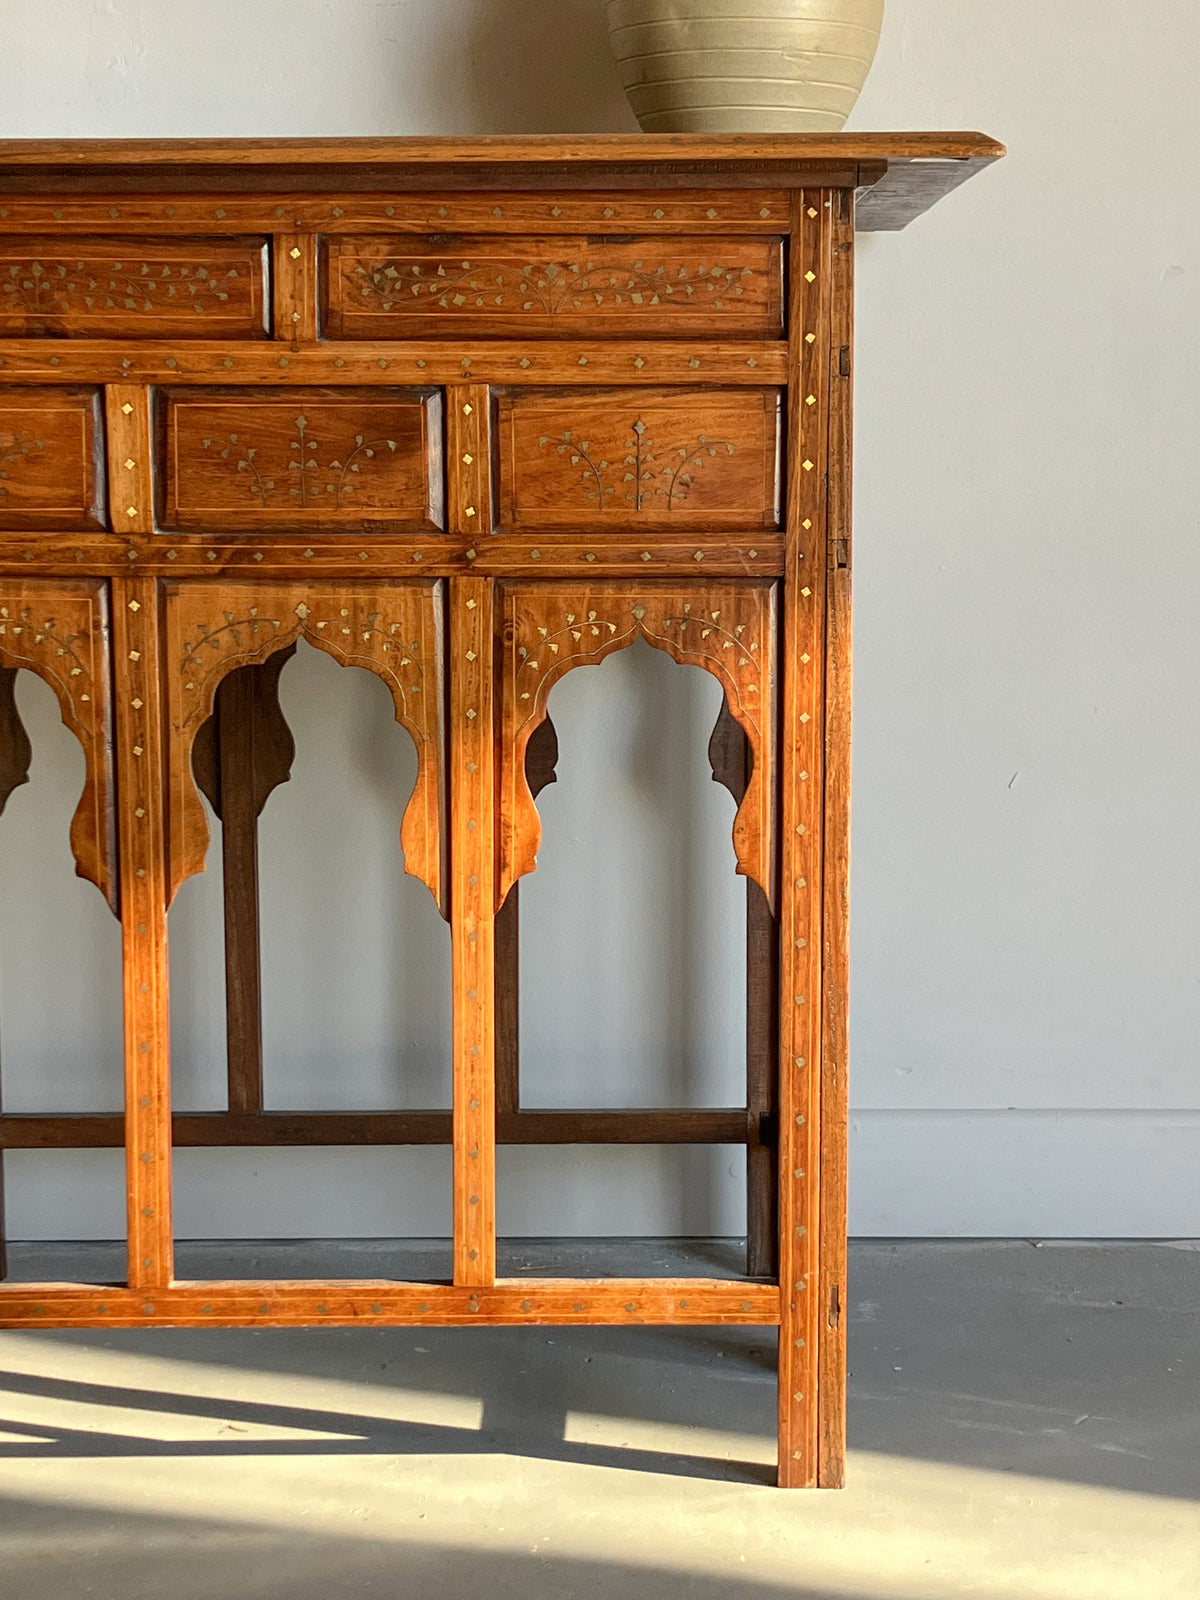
[176,598,425,729]
[1,256,246,322]
[352,255,754,315]
[200,415,400,509]
[537,421,735,511]
[0,603,93,721]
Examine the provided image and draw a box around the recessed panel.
[495,386,780,533]
[324,234,784,339]
[0,385,105,531]
[160,386,444,534]
[0,236,269,338]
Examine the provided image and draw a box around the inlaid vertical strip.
[777,188,832,1488]
[105,385,154,536]
[273,234,319,342]
[817,186,855,1489]
[450,573,496,1286]
[446,383,493,546]
[112,574,174,1291]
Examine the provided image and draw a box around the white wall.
[2,0,1198,1238]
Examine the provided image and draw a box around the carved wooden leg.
[817,187,856,1489]
[192,647,296,1113]
[778,189,832,1487]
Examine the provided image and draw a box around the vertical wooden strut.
[191,648,297,1114]
[777,189,833,1486]
[112,574,174,1291]
[448,380,497,1287]
[450,573,497,1286]
[818,186,856,1488]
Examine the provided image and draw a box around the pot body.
[607,0,884,133]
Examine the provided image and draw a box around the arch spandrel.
[499,581,777,913]
[162,579,445,914]
[0,579,117,913]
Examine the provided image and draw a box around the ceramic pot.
[607,0,884,133]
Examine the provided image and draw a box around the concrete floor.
[0,1240,1196,1599]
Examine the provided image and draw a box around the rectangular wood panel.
[0,236,268,338]
[0,385,105,530]
[159,386,444,534]
[323,234,783,339]
[494,387,780,534]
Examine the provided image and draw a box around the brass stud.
[121,402,134,415]
[801,585,811,596]
[805,332,816,344]
[126,505,138,518]
[462,453,473,464]
[805,395,816,406]
[124,457,136,470]
[805,271,816,283]
[799,711,810,723]
[289,246,302,260]
[759,207,771,219]
[465,505,476,517]
[463,403,473,415]
[802,518,812,530]
[802,459,814,471]
[807,207,818,218]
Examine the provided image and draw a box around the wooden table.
[0,133,1003,1486]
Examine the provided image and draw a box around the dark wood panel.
[159,386,444,533]
[324,234,783,339]
[0,385,105,530]
[0,236,268,338]
[495,386,780,533]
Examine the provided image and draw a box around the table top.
[0,133,1005,230]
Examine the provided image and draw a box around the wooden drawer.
[159,387,444,534]
[494,387,781,533]
[323,234,783,339]
[0,236,269,338]
[0,386,105,530]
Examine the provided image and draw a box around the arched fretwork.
[0,579,116,912]
[499,581,777,913]
[162,579,446,912]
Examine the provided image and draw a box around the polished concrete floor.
[0,1240,1196,1599]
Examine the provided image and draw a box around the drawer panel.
[494,387,781,533]
[0,236,269,338]
[160,387,443,534]
[0,386,105,530]
[323,234,783,339]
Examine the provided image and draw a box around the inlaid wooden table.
[0,133,1002,1486]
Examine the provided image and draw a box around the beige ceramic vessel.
[607,0,884,133]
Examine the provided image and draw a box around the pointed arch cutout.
[500,581,776,912]
[163,579,445,912]
[0,579,116,912]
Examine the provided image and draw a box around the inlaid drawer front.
[495,387,781,533]
[160,387,444,534]
[0,386,105,530]
[323,234,783,339]
[0,236,269,339]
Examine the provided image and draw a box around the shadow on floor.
[1,1240,1197,1500]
